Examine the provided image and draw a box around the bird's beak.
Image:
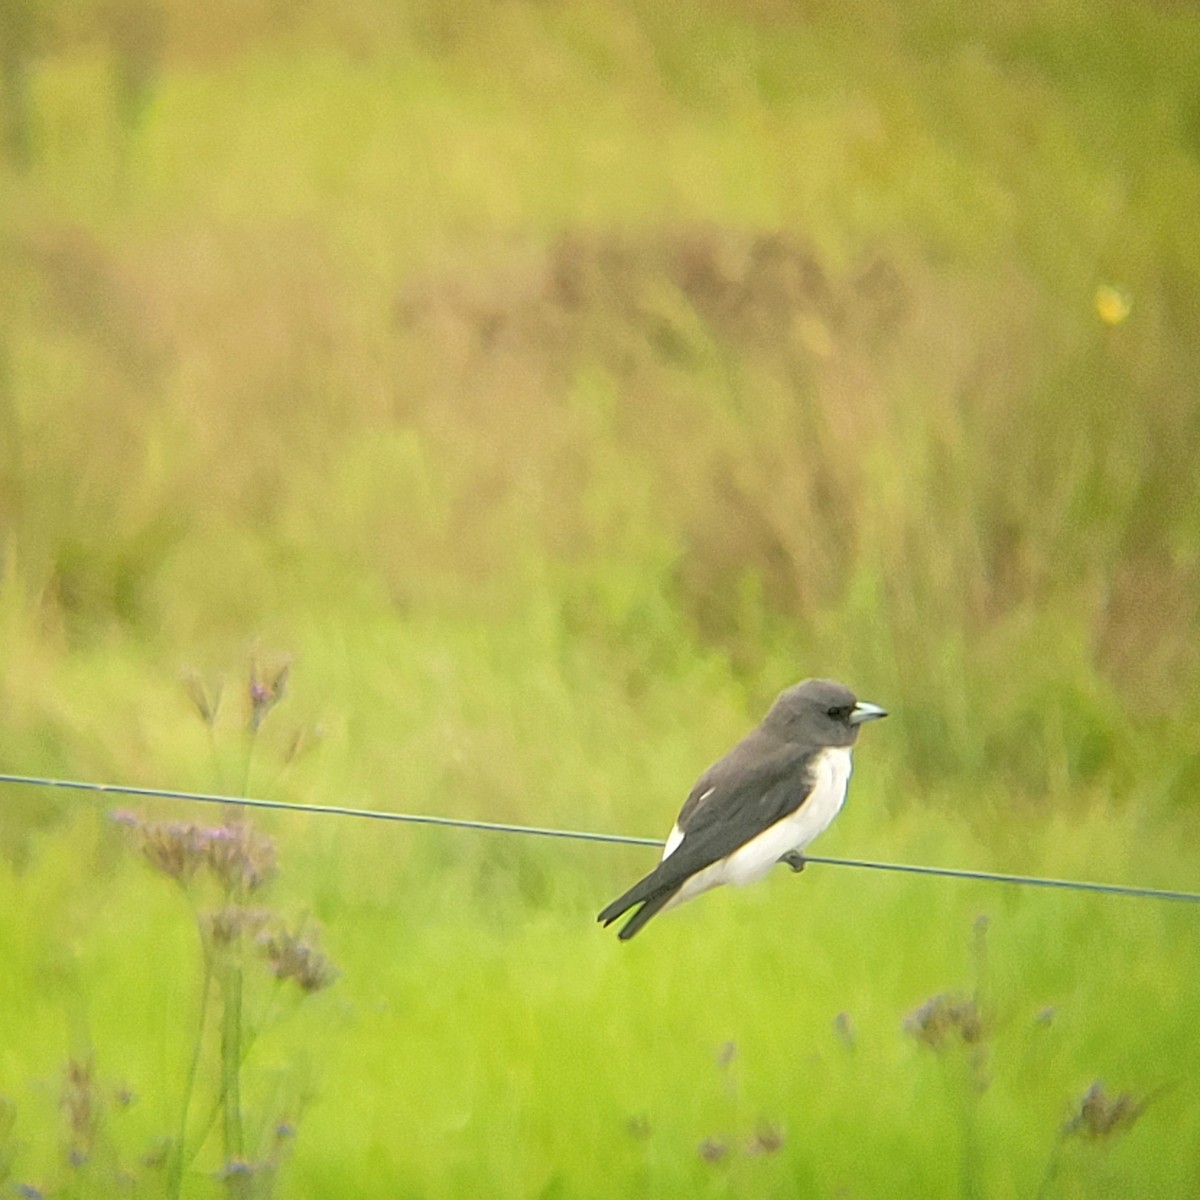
[849,701,888,725]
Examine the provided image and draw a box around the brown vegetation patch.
[390,225,913,641]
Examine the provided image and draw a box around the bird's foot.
[779,851,806,874]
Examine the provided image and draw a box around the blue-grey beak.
[849,700,888,725]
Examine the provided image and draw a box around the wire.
[798,855,1200,904]
[2,771,1198,906]
[0,773,661,848]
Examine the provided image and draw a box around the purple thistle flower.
[135,821,209,882]
[204,822,277,895]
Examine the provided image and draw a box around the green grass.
[3,794,1198,1197]
[2,0,1200,1195]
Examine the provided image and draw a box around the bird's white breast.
[669,746,853,905]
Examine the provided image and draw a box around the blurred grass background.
[2,0,1199,1195]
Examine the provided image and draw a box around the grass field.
[2,0,1199,1195]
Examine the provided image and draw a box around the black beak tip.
[850,702,888,725]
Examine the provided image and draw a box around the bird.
[597,678,887,940]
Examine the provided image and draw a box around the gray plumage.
[598,679,886,939]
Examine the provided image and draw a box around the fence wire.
[1,771,1197,906]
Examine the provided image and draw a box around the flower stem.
[221,933,245,1167]
[166,919,214,1200]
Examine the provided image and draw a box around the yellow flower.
[1095,284,1132,325]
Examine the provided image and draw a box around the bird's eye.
[827,705,849,720]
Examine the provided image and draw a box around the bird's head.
[765,678,888,747]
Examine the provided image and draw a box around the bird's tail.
[598,880,678,940]
[614,890,676,940]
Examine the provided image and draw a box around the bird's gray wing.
[674,733,814,838]
[597,736,818,929]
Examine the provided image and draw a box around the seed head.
[1064,1080,1144,1142]
[122,819,277,896]
[204,906,272,947]
[747,1124,785,1155]
[834,1010,857,1051]
[257,927,338,993]
[135,821,210,883]
[904,992,986,1052]
[248,659,290,732]
[625,1114,651,1140]
[204,823,277,895]
[184,673,222,728]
